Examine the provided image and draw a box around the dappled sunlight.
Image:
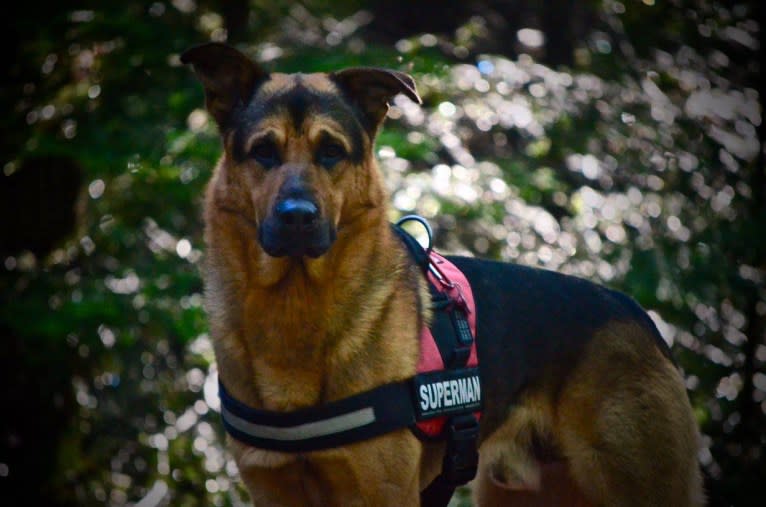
[1,1,761,506]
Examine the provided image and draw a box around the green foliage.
[1,1,762,506]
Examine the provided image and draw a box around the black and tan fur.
[182,42,703,506]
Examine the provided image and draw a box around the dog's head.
[182,43,420,259]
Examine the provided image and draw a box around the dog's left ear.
[181,42,268,128]
[331,67,421,135]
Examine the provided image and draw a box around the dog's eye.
[316,142,346,168]
[250,141,280,168]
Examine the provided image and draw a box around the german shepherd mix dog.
[182,43,703,506]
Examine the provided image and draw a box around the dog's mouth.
[258,223,335,258]
[258,198,336,258]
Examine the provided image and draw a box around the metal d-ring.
[395,214,434,251]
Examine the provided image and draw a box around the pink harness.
[415,251,481,437]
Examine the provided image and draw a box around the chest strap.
[219,379,416,452]
[220,364,480,449]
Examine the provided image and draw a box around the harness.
[218,216,482,506]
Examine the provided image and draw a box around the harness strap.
[419,413,481,507]
[391,220,430,272]
[219,380,416,452]
[392,222,481,507]
[220,365,481,452]
[419,474,458,507]
[428,286,475,368]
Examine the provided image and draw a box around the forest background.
[1,1,762,505]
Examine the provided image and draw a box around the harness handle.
[395,214,434,252]
[394,216,469,311]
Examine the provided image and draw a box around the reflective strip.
[222,405,376,441]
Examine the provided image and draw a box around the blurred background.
[0,0,762,505]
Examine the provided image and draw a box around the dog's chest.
[251,356,325,410]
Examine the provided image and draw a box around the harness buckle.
[450,308,473,367]
[441,414,480,485]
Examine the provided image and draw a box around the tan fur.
[188,55,703,505]
[473,322,704,506]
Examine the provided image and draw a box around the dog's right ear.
[181,43,268,127]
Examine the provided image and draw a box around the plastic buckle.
[449,308,473,367]
[442,414,480,485]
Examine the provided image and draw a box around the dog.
[181,42,704,506]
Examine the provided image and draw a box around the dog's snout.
[260,195,334,258]
[276,198,319,228]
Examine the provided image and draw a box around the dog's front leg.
[232,431,423,506]
[309,431,424,506]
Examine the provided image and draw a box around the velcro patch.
[413,367,482,420]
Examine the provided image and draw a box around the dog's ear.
[331,67,421,135]
[181,42,268,127]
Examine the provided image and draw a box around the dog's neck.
[207,198,422,413]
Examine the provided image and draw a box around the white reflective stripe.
[222,406,376,441]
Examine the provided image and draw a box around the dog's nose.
[275,198,319,228]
